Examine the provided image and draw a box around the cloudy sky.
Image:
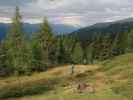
[0,0,133,27]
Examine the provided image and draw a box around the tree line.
[0,7,133,77]
[0,7,84,76]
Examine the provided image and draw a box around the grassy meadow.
[0,53,133,99]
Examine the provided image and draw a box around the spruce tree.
[111,32,128,56]
[86,43,94,64]
[5,7,32,75]
[57,35,76,64]
[0,41,14,76]
[32,17,56,71]
[127,30,133,52]
[99,35,112,60]
[71,42,83,64]
[63,36,76,63]
[92,33,103,60]
[57,34,66,64]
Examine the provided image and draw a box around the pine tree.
[57,34,66,64]
[111,32,128,56]
[4,7,32,75]
[86,43,94,64]
[92,33,103,60]
[71,42,83,64]
[57,35,75,64]
[0,41,14,76]
[63,36,76,63]
[127,30,133,52]
[99,35,112,60]
[87,33,113,61]
[32,17,56,71]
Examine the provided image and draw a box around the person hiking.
[70,64,75,75]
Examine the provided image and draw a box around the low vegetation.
[0,65,97,99]
[0,57,132,100]
[100,53,133,99]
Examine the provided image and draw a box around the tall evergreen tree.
[71,42,83,64]
[92,33,103,60]
[127,30,133,52]
[57,35,74,64]
[111,32,128,56]
[99,35,112,60]
[87,33,112,61]
[57,35,76,64]
[86,43,94,64]
[32,17,56,71]
[57,34,67,64]
[4,7,32,75]
[0,41,14,76]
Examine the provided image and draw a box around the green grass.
[1,52,133,100]
[0,73,59,98]
[100,53,133,99]
[19,85,128,100]
[0,65,98,99]
[101,53,133,77]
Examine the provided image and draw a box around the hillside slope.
[101,53,133,78]
[18,64,128,100]
[0,53,133,100]
[100,53,133,99]
[20,53,133,100]
[71,18,133,42]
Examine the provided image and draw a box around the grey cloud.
[0,0,34,6]
[0,0,133,26]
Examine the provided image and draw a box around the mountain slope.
[0,53,132,99]
[0,64,128,100]
[71,17,133,42]
[101,53,133,79]
[100,53,133,98]
[0,23,78,40]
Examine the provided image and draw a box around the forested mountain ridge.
[71,18,133,42]
[0,23,78,40]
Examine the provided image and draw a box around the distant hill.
[71,17,133,42]
[0,23,78,40]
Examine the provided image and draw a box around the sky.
[0,0,133,27]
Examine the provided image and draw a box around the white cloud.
[0,17,42,24]
[60,16,82,26]
[0,17,11,23]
